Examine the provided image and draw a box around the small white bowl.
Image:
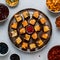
[55,15,60,28]
[46,0,60,14]
[10,53,20,60]
[0,3,9,22]
[47,45,60,60]
[0,42,9,56]
[6,0,19,7]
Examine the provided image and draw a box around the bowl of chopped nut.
[46,0,60,13]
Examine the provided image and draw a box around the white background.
[0,0,60,60]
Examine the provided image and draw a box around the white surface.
[0,0,60,60]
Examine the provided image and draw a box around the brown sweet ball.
[55,16,60,28]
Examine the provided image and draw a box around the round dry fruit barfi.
[15,37,22,45]
[22,11,30,20]
[29,19,36,25]
[39,18,47,25]
[34,24,41,32]
[41,33,49,40]
[14,14,22,23]
[22,20,28,27]
[11,22,18,29]
[6,0,19,7]
[19,28,26,34]
[21,42,28,51]
[36,39,44,48]
[11,30,18,38]
[32,11,40,19]
[32,32,38,40]
[43,25,50,32]
[24,34,30,42]
[29,43,36,51]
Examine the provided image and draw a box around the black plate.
[8,8,52,53]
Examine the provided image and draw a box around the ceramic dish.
[8,8,52,53]
[55,15,60,28]
[48,45,60,60]
[0,3,9,22]
[46,0,60,13]
[10,54,20,60]
[6,0,19,7]
[0,42,9,56]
